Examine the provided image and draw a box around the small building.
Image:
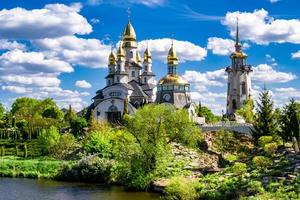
[226,19,253,120]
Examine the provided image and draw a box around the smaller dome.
[230,51,248,59]
[136,52,142,64]
[167,44,179,65]
[144,47,152,63]
[159,74,188,85]
[108,51,116,65]
[117,45,125,60]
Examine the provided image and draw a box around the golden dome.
[158,74,188,85]
[136,52,142,64]
[167,44,179,65]
[231,51,247,59]
[143,47,152,63]
[122,20,137,48]
[117,45,125,60]
[108,50,116,65]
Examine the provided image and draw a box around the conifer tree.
[253,89,277,140]
[280,98,300,141]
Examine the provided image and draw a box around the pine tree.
[253,89,277,140]
[280,98,300,141]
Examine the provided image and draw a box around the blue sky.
[0,0,300,114]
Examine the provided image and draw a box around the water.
[0,178,160,200]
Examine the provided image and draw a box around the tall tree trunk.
[292,136,299,153]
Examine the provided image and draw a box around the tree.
[235,99,254,123]
[196,104,221,123]
[124,104,200,169]
[38,126,61,155]
[279,98,300,142]
[64,105,77,126]
[253,90,278,140]
[70,117,88,137]
[0,103,5,120]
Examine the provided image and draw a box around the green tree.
[253,90,278,140]
[70,117,88,136]
[124,104,200,169]
[279,98,300,142]
[196,104,221,123]
[38,126,61,155]
[0,102,5,119]
[235,99,254,123]
[64,105,77,125]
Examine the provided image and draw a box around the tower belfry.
[225,17,253,119]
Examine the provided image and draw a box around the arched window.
[241,82,246,95]
[232,99,237,110]
[131,71,135,77]
[144,77,147,83]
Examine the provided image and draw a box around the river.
[0,178,160,200]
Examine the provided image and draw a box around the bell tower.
[226,18,253,119]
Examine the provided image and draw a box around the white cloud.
[291,50,300,59]
[207,37,249,56]
[0,50,73,74]
[33,36,111,68]
[75,80,92,88]
[253,64,297,83]
[139,38,207,62]
[129,0,165,7]
[1,85,31,94]
[0,3,92,39]
[223,9,300,45]
[88,0,165,7]
[265,54,278,66]
[0,40,26,50]
[1,75,60,87]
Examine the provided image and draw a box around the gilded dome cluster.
[122,20,137,48]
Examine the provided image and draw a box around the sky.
[0,0,300,114]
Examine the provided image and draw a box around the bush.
[252,156,272,169]
[164,176,198,200]
[58,155,113,183]
[258,136,273,148]
[52,134,77,159]
[263,142,278,154]
[70,117,88,136]
[38,126,60,155]
[231,162,247,176]
[83,130,113,158]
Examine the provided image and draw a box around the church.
[90,19,196,123]
[225,20,253,120]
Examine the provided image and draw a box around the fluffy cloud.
[139,38,207,62]
[1,75,61,87]
[1,86,31,94]
[0,50,73,74]
[291,51,300,59]
[0,3,92,39]
[0,40,26,50]
[75,80,92,89]
[253,64,297,83]
[223,9,300,45]
[88,0,165,7]
[207,37,250,56]
[33,36,111,68]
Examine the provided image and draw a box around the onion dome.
[136,52,142,64]
[143,46,152,63]
[159,74,188,85]
[117,44,125,60]
[167,43,179,65]
[230,51,248,59]
[108,50,116,65]
[122,20,137,48]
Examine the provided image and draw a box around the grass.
[0,156,68,178]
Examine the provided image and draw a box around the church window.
[117,65,120,71]
[132,71,135,77]
[232,99,237,110]
[179,86,184,91]
[108,80,111,85]
[145,66,148,71]
[185,86,189,91]
[109,68,112,73]
[116,76,120,83]
[174,85,179,91]
[163,85,168,91]
[144,77,147,83]
[241,82,246,95]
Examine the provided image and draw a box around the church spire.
[235,16,242,52]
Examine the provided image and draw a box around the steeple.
[167,40,179,66]
[122,8,137,48]
[235,16,242,52]
[144,43,152,63]
[117,42,125,61]
[108,46,116,66]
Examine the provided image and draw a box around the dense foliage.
[196,103,221,123]
[235,99,254,123]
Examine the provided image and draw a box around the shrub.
[52,134,77,159]
[263,142,278,154]
[245,180,265,195]
[231,162,247,176]
[83,131,113,158]
[58,155,113,183]
[252,156,272,169]
[38,126,60,155]
[258,136,273,148]
[164,176,198,200]
[70,117,87,136]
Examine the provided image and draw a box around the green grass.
[0,156,67,178]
